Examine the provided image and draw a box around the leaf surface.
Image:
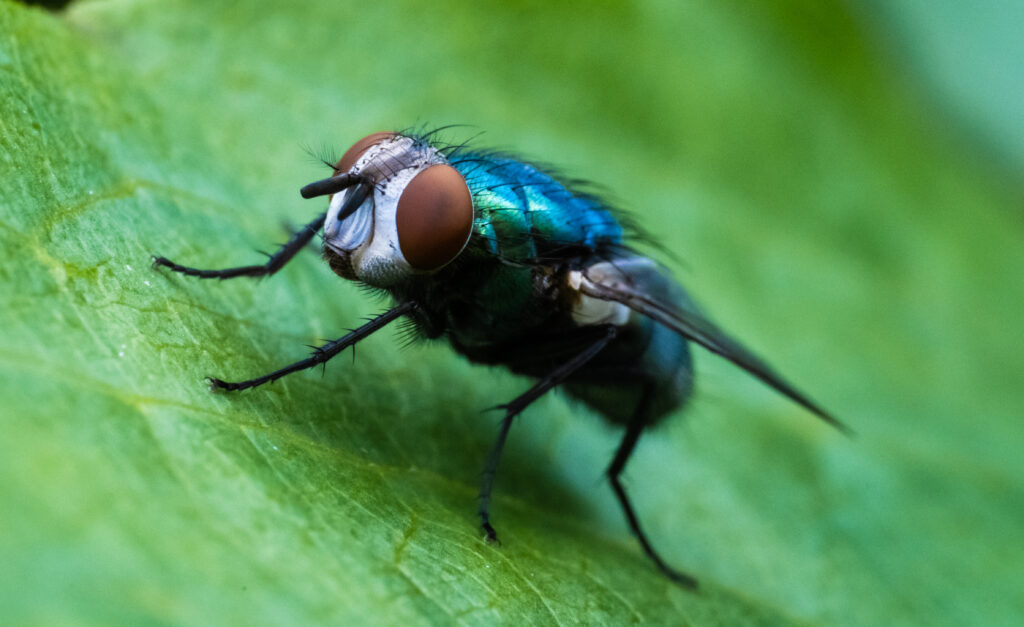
[1,1,1021,624]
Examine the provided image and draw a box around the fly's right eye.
[396,164,474,271]
[335,131,396,172]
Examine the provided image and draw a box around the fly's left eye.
[396,165,474,271]
[335,131,396,172]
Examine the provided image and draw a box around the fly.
[153,129,849,588]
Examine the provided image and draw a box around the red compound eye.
[396,165,474,271]
[335,131,396,172]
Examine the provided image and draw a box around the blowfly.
[153,129,848,588]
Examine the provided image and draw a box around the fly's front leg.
[479,325,618,543]
[153,212,327,279]
[608,381,698,588]
[208,302,417,391]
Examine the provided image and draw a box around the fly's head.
[301,132,475,287]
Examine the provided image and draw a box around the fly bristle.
[300,142,341,171]
[394,317,424,350]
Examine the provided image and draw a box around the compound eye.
[335,131,396,172]
[396,165,474,271]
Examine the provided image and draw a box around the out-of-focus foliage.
[1,0,1021,624]
[860,0,1024,172]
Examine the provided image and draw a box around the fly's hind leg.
[608,382,698,588]
[478,325,618,543]
[153,212,327,279]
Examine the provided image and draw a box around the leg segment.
[608,384,698,588]
[479,325,618,542]
[153,212,327,279]
[209,301,416,391]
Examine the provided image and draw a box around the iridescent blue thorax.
[451,152,624,263]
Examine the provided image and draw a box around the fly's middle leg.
[206,302,416,391]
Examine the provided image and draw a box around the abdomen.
[443,257,695,427]
[565,314,693,425]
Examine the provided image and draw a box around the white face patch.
[321,136,448,287]
[324,187,372,250]
[350,164,421,285]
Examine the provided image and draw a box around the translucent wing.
[577,258,850,433]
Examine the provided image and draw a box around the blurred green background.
[1,0,1021,624]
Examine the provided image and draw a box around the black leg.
[608,383,698,588]
[479,325,618,543]
[153,212,327,279]
[209,302,416,391]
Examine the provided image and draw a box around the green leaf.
[2,0,1021,624]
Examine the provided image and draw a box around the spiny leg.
[152,212,327,279]
[209,302,417,391]
[608,383,698,588]
[479,325,618,543]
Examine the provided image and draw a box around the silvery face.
[322,136,447,286]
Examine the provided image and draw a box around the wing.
[576,258,851,434]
